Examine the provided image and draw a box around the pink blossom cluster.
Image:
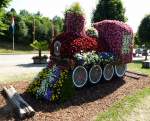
[93,20,133,63]
[65,13,86,36]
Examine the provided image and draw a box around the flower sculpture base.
[142,60,150,68]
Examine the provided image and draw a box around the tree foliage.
[138,14,150,60]
[65,2,84,15]
[0,0,11,8]
[0,8,64,45]
[134,33,141,48]
[138,14,150,49]
[53,16,64,36]
[92,0,127,22]
[0,0,12,35]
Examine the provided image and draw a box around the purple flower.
[44,89,52,101]
[53,67,61,78]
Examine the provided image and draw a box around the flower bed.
[93,20,133,64]
[74,51,114,65]
[27,64,75,102]
[50,32,99,58]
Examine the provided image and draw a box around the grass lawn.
[0,71,38,84]
[127,60,150,76]
[95,87,150,121]
[0,40,49,54]
[0,48,35,54]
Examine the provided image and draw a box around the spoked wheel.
[103,64,114,81]
[72,66,88,88]
[115,64,127,78]
[89,65,102,84]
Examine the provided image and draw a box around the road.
[0,54,149,83]
[0,54,49,83]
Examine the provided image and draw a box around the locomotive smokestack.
[65,2,86,36]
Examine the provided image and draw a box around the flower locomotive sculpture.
[50,12,133,88]
[27,3,133,102]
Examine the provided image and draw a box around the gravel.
[0,76,150,121]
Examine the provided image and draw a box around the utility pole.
[33,18,35,42]
[12,31,14,51]
[51,22,55,42]
[11,16,15,51]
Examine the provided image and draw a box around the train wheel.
[115,64,127,78]
[89,65,102,84]
[103,64,114,81]
[72,66,88,88]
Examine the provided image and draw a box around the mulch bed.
[0,76,150,121]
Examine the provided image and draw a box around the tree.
[92,0,127,22]
[138,14,150,60]
[134,33,141,48]
[30,40,48,60]
[0,0,12,35]
[0,9,7,35]
[16,19,28,43]
[0,0,11,8]
[52,16,64,36]
[19,9,31,17]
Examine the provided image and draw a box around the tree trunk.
[39,49,41,58]
[144,49,148,60]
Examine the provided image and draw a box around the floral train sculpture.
[27,3,133,103]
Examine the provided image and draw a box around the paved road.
[0,54,49,83]
[0,54,149,83]
[133,55,150,61]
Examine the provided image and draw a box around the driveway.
[0,54,49,83]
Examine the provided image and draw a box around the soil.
[0,76,150,121]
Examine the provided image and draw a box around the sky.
[8,0,150,33]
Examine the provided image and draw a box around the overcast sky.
[8,0,150,33]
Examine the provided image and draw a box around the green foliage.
[15,18,28,42]
[53,16,64,36]
[60,70,75,103]
[138,14,150,60]
[0,9,8,35]
[0,0,11,8]
[138,14,150,49]
[27,68,51,95]
[134,33,142,48]
[74,51,114,65]
[92,0,127,22]
[30,40,48,50]
[95,88,150,121]
[65,2,84,15]
[128,61,150,76]
[0,0,12,35]
[27,66,75,103]
[19,10,31,16]
[0,8,64,46]
[35,16,52,41]
[86,28,98,37]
